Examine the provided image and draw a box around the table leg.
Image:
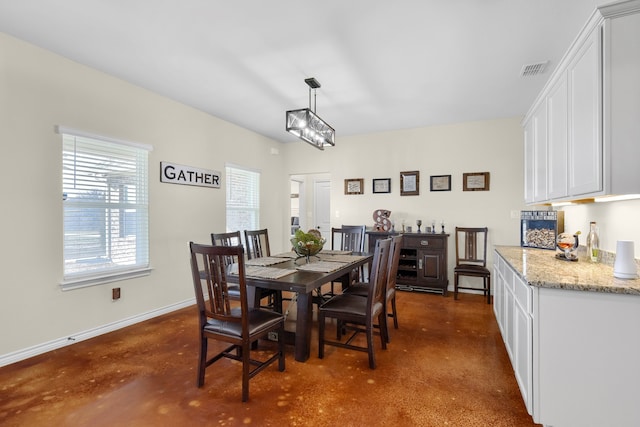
[294,291,313,362]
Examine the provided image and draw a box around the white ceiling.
[0,0,601,143]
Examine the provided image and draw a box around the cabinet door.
[493,261,505,335]
[523,119,535,204]
[514,288,533,414]
[568,28,602,196]
[523,102,547,203]
[504,283,515,363]
[419,250,443,283]
[547,73,569,200]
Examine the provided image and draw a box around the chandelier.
[285,77,335,150]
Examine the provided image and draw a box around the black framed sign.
[430,175,451,191]
[373,178,391,194]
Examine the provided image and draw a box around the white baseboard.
[0,298,195,368]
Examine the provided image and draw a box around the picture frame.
[463,172,490,191]
[430,175,451,192]
[400,171,420,196]
[344,178,364,195]
[372,178,391,194]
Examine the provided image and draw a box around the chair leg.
[278,325,286,371]
[378,312,388,350]
[391,296,399,329]
[486,276,492,304]
[318,313,325,359]
[454,273,459,300]
[366,323,376,369]
[241,342,250,402]
[197,336,207,387]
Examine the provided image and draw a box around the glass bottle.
[586,221,599,262]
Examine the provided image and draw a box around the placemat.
[245,256,289,267]
[318,254,368,263]
[272,251,299,259]
[296,261,348,273]
[320,249,353,255]
[231,265,297,279]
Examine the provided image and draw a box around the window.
[226,165,260,233]
[59,127,152,289]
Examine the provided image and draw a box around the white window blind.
[60,127,151,289]
[226,165,260,233]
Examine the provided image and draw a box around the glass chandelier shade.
[285,77,335,150]
[286,108,335,150]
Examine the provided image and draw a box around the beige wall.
[282,118,529,289]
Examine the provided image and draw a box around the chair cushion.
[204,307,283,337]
[454,264,490,275]
[319,293,383,317]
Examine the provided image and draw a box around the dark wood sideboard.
[367,231,449,295]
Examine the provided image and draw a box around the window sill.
[60,267,152,291]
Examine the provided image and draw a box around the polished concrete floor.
[0,291,540,426]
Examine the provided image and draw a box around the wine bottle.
[586,221,599,263]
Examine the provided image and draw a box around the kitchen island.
[494,246,640,427]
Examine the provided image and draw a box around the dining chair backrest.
[244,229,270,260]
[332,225,366,252]
[455,227,489,267]
[211,231,242,266]
[190,242,247,327]
[367,237,392,320]
[386,235,403,293]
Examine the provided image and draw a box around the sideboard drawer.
[403,235,444,249]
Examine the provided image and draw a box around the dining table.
[233,250,373,362]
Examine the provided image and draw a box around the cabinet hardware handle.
[418,259,423,269]
[420,240,429,246]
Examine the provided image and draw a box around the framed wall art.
[430,175,451,192]
[344,178,364,195]
[372,178,391,194]
[463,172,490,191]
[400,171,419,196]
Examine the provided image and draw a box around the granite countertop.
[495,245,640,295]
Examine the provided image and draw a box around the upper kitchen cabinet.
[522,0,640,205]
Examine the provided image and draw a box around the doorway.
[290,174,331,247]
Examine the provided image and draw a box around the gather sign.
[160,161,221,189]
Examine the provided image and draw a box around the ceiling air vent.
[520,61,549,77]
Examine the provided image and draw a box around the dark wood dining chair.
[342,234,402,341]
[244,228,271,259]
[243,228,283,313]
[189,242,285,402]
[454,227,491,304]
[318,238,391,369]
[211,231,282,312]
[317,225,367,302]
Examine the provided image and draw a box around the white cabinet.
[495,249,640,426]
[568,27,602,197]
[493,251,533,414]
[523,101,548,204]
[522,2,640,204]
[546,72,569,200]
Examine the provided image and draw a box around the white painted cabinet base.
[495,250,640,426]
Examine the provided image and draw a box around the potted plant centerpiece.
[291,229,326,263]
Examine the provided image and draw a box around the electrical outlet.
[112,287,121,300]
[510,210,520,219]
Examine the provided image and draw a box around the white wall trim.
[0,298,195,368]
